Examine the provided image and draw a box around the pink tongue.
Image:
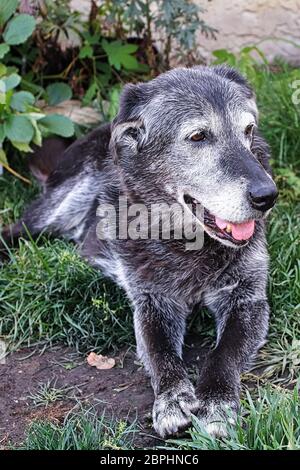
[215,216,255,241]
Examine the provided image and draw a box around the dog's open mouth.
[183,194,255,246]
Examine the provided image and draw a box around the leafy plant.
[96,0,216,68]
[0,2,74,181]
[37,0,83,52]
[155,0,217,67]
[212,46,268,84]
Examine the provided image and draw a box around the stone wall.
[71,0,300,64]
[198,0,300,64]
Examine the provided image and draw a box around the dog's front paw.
[197,399,238,438]
[152,380,199,438]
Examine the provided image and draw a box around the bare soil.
[0,335,207,449]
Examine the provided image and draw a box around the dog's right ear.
[109,83,149,163]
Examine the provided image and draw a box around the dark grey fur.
[1,66,278,437]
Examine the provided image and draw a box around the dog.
[1,65,278,438]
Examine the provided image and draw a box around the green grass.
[167,384,300,450]
[0,236,133,353]
[27,380,68,408]
[0,62,300,450]
[19,408,136,450]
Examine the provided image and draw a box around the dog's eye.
[245,124,254,137]
[190,131,206,142]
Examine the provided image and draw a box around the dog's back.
[1,123,112,249]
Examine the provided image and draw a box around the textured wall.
[198,0,300,63]
[71,0,300,63]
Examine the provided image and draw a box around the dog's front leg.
[133,293,199,438]
[198,287,270,437]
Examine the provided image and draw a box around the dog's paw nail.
[152,381,199,438]
[197,400,237,438]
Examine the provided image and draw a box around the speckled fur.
[1,66,277,438]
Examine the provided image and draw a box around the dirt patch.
[0,336,207,448]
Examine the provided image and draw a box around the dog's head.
[110,65,278,248]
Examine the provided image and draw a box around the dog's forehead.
[147,69,257,128]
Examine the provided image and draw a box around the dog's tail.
[28,137,73,184]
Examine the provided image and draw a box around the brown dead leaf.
[87,352,116,370]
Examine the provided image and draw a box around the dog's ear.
[212,65,254,97]
[251,129,272,175]
[110,83,149,163]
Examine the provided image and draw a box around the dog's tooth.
[226,224,232,233]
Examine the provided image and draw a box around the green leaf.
[0,65,7,78]
[107,86,121,121]
[0,0,18,26]
[4,115,34,143]
[0,63,7,77]
[39,114,74,137]
[11,141,33,152]
[0,124,5,143]
[101,39,139,71]
[82,81,98,106]
[0,43,10,59]
[21,77,44,96]
[0,148,8,165]
[212,49,236,66]
[29,118,42,146]
[79,44,93,59]
[3,72,21,91]
[22,112,46,120]
[10,91,35,111]
[46,82,72,105]
[3,14,36,45]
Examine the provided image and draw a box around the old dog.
[1,66,278,437]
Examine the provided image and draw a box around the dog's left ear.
[110,83,149,163]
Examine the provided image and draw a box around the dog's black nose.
[249,185,278,212]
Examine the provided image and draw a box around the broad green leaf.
[11,141,33,152]
[0,43,10,59]
[46,82,72,105]
[0,0,18,26]
[10,91,35,111]
[102,39,139,71]
[0,92,5,104]
[3,72,21,91]
[0,148,8,165]
[4,115,34,143]
[3,14,36,45]
[79,44,93,59]
[39,114,74,137]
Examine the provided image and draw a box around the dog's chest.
[112,238,234,304]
